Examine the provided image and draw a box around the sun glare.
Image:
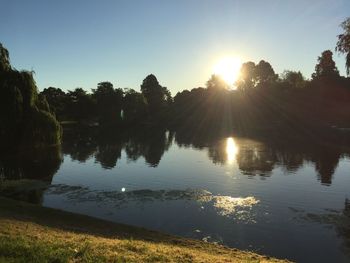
[213,57,242,86]
[226,137,238,164]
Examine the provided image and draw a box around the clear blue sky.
[1,0,349,94]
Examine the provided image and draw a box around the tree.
[0,43,61,148]
[336,17,350,75]
[236,61,256,91]
[140,74,171,120]
[312,50,339,79]
[122,89,148,124]
[92,82,123,125]
[236,60,277,90]
[0,43,11,72]
[40,87,67,119]
[255,60,277,86]
[280,70,306,89]
[66,88,95,121]
[206,74,229,91]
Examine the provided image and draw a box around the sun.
[213,57,242,86]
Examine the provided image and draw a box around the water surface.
[1,130,350,262]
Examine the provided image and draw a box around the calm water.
[2,129,350,262]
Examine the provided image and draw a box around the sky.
[1,0,349,94]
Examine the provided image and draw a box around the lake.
[1,128,350,262]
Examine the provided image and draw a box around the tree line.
[1,17,350,148]
[40,74,172,127]
[39,47,349,132]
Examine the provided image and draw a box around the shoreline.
[0,197,290,262]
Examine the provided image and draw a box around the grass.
[0,197,290,262]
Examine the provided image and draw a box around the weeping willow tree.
[0,43,62,149]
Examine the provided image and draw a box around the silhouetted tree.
[140,74,171,121]
[92,82,123,125]
[336,17,350,75]
[40,87,67,119]
[66,88,95,121]
[122,88,148,124]
[0,43,11,72]
[280,70,306,89]
[312,50,339,79]
[206,74,229,90]
[236,60,277,90]
[255,60,277,86]
[0,43,61,148]
[236,61,256,91]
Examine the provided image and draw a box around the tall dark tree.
[92,82,123,125]
[140,74,171,120]
[336,17,350,75]
[312,50,339,79]
[40,87,67,119]
[66,88,95,121]
[255,60,277,86]
[122,89,148,124]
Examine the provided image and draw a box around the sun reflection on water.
[226,137,238,164]
[212,196,259,217]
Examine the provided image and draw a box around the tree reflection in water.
[60,127,350,185]
[0,145,62,203]
[174,131,348,185]
[294,198,350,257]
[0,146,62,182]
[1,127,348,187]
[61,127,174,168]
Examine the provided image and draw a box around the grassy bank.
[0,197,290,262]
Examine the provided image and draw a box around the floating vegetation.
[211,196,259,216]
[45,184,259,222]
[291,199,350,256]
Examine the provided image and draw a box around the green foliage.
[336,17,350,75]
[0,84,23,128]
[40,87,67,119]
[0,236,72,263]
[36,94,51,112]
[22,108,62,147]
[0,43,61,148]
[0,43,11,72]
